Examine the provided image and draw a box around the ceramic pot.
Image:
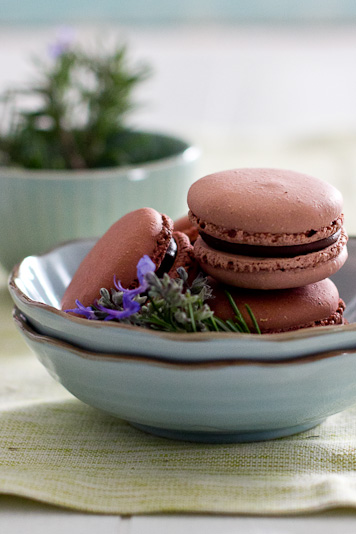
[0,131,200,271]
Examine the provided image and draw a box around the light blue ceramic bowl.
[10,237,356,442]
[13,308,356,443]
[0,131,200,271]
[8,237,356,363]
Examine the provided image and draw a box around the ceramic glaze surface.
[13,311,356,442]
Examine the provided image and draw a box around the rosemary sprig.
[65,255,261,334]
[0,30,151,170]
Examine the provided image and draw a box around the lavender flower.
[114,255,155,294]
[65,255,155,321]
[95,298,140,321]
[65,299,98,320]
[99,255,155,319]
[48,26,76,58]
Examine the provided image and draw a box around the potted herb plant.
[0,32,199,271]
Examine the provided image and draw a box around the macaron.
[61,208,194,311]
[207,277,346,334]
[188,168,348,290]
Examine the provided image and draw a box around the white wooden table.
[2,496,356,533]
[1,495,356,534]
[2,22,356,530]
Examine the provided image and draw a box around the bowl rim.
[8,236,356,346]
[13,307,356,368]
[9,255,355,342]
[0,131,200,181]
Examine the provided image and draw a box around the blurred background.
[1,0,356,229]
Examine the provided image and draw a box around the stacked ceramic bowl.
[9,236,356,443]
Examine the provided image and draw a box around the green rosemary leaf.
[225,319,241,332]
[209,316,220,332]
[224,290,251,333]
[141,315,176,332]
[245,304,262,335]
[212,317,232,332]
[188,301,197,333]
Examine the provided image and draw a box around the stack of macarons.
[186,168,348,333]
[61,167,348,335]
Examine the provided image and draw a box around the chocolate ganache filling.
[156,238,178,276]
[200,229,341,258]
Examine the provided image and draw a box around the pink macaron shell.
[207,278,345,333]
[194,229,348,290]
[187,169,344,242]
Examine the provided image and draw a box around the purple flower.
[114,255,155,297]
[48,26,76,58]
[137,255,156,285]
[64,255,156,322]
[65,299,98,320]
[95,297,140,321]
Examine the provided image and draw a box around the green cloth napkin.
[1,282,356,515]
